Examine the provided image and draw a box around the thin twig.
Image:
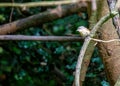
[0,35,84,41]
[0,35,118,42]
[91,38,120,43]
[107,0,120,38]
[0,0,90,8]
[9,0,14,22]
[75,11,118,86]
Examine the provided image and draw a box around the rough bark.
[97,0,120,85]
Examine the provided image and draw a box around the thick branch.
[0,35,84,41]
[0,3,87,35]
[98,0,120,85]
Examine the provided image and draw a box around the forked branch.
[75,11,118,86]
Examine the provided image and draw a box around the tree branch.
[79,2,97,85]
[75,11,118,86]
[0,1,79,7]
[107,0,120,38]
[0,3,87,35]
[0,35,84,41]
[115,0,120,14]
[115,75,120,86]
[91,38,120,42]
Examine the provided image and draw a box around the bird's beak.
[76,29,80,32]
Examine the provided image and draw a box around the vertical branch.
[79,0,97,85]
[107,0,120,38]
[9,0,14,22]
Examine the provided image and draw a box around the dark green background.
[0,0,109,86]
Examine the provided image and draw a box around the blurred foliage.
[0,0,109,86]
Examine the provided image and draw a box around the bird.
[76,26,90,37]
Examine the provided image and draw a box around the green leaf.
[1,66,12,72]
[54,46,65,54]
[13,47,21,54]
[0,47,3,53]
[0,14,5,21]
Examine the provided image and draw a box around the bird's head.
[76,26,90,37]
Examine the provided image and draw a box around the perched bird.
[76,26,90,37]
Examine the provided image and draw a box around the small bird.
[76,26,90,37]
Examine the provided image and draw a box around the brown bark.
[97,0,120,86]
[0,2,87,35]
